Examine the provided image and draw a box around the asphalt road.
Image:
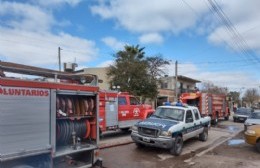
[98,119,250,168]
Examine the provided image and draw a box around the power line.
[181,0,260,68]
[207,0,260,65]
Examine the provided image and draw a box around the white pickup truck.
[131,104,211,156]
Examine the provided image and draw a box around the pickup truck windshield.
[154,107,184,121]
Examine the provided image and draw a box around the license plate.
[239,118,244,121]
[143,137,150,142]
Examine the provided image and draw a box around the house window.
[161,82,168,89]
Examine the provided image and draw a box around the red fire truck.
[0,62,102,167]
[99,91,155,133]
[180,92,230,125]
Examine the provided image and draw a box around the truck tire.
[224,115,229,121]
[212,116,219,125]
[199,127,208,141]
[170,136,183,156]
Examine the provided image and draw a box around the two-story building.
[157,75,200,107]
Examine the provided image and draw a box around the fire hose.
[56,119,89,145]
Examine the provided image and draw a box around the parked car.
[233,107,252,122]
[244,112,260,131]
[244,125,260,153]
[131,103,211,156]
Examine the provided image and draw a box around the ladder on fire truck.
[0,61,99,85]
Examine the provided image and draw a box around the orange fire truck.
[0,62,102,167]
[180,92,230,125]
[99,90,155,133]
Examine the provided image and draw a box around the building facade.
[157,75,200,106]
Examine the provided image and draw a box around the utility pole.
[175,61,178,101]
[58,47,62,71]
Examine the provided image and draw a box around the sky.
[0,0,260,92]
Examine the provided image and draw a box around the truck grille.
[138,127,159,137]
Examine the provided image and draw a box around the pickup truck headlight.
[131,125,138,132]
[161,131,171,137]
[246,130,256,135]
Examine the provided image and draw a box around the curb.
[99,139,134,149]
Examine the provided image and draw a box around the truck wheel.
[99,128,103,139]
[256,140,260,153]
[170,136,183,156]
[212,117,218,125]
[224,116,229,121]
[233,118,236,122]
[199,127,208,141]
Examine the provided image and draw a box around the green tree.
[107,45,169,100]
[146,55,170,79]
[228,91,240,105]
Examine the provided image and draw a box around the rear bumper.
[131,131,174,149]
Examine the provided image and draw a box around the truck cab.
[131,103,211,156]
[99,91,154,133]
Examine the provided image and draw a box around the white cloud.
[207,0,260,53]
[90,0,209,46]
[91,0,260,53]
[33,0,83,7]
[0,27,98,68]
[97,60,114,67]
[139,33,163,44]
[91,0,208,34]
[101,36,126,50]
[0,1,54,33]
[0,1,98,69]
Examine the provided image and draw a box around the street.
[99,119,260,168]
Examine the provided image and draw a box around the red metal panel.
[0,78,99,92]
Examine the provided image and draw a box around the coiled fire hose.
[56,119,89,145]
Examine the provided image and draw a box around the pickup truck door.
[193,109,204,135]
[183,110,195,141]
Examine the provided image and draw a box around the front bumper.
[244,133,257,145]
[131,131,174,149]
